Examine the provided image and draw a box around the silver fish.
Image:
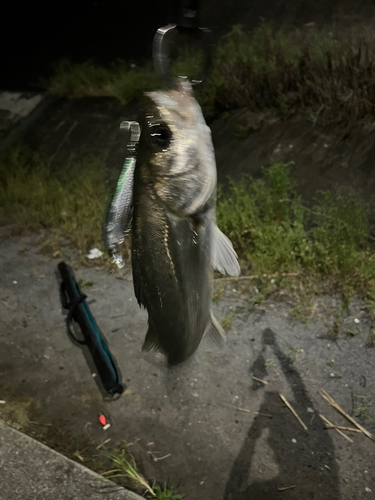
[131,78,240,365]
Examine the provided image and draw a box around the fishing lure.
[104,120,141,268]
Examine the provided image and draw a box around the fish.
[131,78,240,365]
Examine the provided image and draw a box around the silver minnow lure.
[104,121,140,268]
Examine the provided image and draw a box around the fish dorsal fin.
[212,226,241,276]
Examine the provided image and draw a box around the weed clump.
[217,161,375,302]
[45,58,160,103]
[101,447,185,499]
[44,21,375,123]
[0,144,110,253]
[202,21,375,122]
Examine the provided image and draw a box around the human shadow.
[224,328,341,500]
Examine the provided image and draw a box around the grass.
[217,161,375,305]
[101,448,155,496]
[1,144,375,323]
[281,339,304,365]
[353,395,373,422]
[221,309,236,331]
[289,295,313,323]
[76,278,94,289]
[43,48,202,104]
[44,58,160,103]
[0,143,113,258]
[101,447,185,499]
[367,329,375,346]
[202,21,375,122]
[152,484,186,500]
[42,20,375,123]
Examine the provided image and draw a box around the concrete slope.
[0,420,143,500]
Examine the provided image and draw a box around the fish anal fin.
[201,311,226,351]
[142,324,162,353]
[212,226,241,276]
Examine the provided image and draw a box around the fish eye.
[149,124,171,149]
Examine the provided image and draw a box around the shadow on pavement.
[224,328,341,500]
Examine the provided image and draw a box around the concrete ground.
[0,229,374,500]
[0,420,143,500]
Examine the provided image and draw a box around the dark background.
[2,0,375,91]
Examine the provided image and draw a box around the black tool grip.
[58,261,123,397]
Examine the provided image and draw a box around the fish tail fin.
[142,324,162,352]
[201,311,226,351]
[212,226,241,276]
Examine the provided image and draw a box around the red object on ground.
[99,414,107,426]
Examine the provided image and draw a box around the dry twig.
[73,450,85,462]
[252,376,269,385]
[222,402,272,418]
[320,389,375,441]
[279,393,308,431]
[96,438,111,450]
[147,451,171,462]
[319,414,353,443]
[215,272,299,282]
[324,424,361,433]
[278,485,296,491]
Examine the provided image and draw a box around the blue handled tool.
[58,261,124,398]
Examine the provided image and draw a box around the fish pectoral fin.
[202,312,226,351]
[212,226,241,276]
[142,324,162,352]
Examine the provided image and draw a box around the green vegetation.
[221,309,236,331]
[101,448,155,496]
[101,447,184,499]
[281,339,304,365]
[76,278,94,289]
[44,58,160,102]
[367,328,375,346]
[353,395,373,421]
[202,21,375,121]
[0,144,111,258]
[217,161,375,305]
[1,144,374,316]
[289,295,313,323]
[43,48,203,104]
[43,21,375,123]
[153,484,186,500]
